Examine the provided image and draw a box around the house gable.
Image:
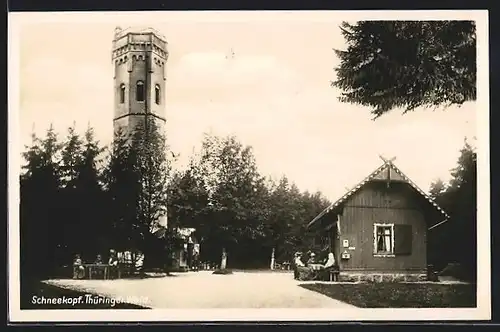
[345,180,426,211]
[372,165,406,182]
[307,160,449,230]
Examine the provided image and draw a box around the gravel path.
[43,271,354,308]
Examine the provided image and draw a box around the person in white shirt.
[323,252,336,268]
[108,250,118,266]
[294,252,305,267]
[320,252,339,281]
[73,254,85,279]
[108,249,119,279]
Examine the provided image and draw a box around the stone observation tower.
[112,26,169,138]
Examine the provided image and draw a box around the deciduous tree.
[129,118,173,269]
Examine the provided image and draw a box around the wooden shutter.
[394,224,413,255]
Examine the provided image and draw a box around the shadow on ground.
[120,272,178,279]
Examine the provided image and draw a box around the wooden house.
[306,158,449,282]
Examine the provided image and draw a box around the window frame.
[119,83,126,104]
[136,80,145,102]
[155,84,161,105]
[373,223,395,257]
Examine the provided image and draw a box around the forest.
[19,120,331,279]
[19,118,477,281]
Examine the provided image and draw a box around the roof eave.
[428,217,449,230]
[306,215,324,230]
[307,205,342,229]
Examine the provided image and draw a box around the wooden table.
[308,264,340,281]
[82,264,110,280]
[309,264,324,281]
[309,264,323,270]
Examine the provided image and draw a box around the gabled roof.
[306,159,450,229]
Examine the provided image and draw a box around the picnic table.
[308,264,340,281]
[82,264,111,280]
[308,264,324,280]
[83,263,135,279]
[309,264,323,270]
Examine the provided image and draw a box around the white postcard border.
[8,10,491,322]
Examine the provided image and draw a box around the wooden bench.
[327,266,340,282]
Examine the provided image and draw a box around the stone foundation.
[338,272,427,283]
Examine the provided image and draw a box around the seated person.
[294,253,313,281]
[306,252,318,266]
[108,250,118,266]
[323,252,337,269]
[320,252,339,280]
[73,254,85,279]
[108,249,119,279]
[92,254,105,278]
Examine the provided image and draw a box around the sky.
[14,12,479,202]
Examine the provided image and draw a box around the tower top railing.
[114,26,167,42]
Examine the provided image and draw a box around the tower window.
[119,84,126,104]
[136,81,145,102]
[155,84,161,105]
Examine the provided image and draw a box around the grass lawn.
[20,279,149,309]
[300,282,476,308]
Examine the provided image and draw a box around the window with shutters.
[373,223,395,256]
[373,223,413,257]
[393,224,413,255]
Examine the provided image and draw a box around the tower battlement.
[112,26,168,63]
[114,26,167,41]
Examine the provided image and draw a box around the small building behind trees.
[153,226,199,271]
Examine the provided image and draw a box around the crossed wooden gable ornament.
[379,155,397,188]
